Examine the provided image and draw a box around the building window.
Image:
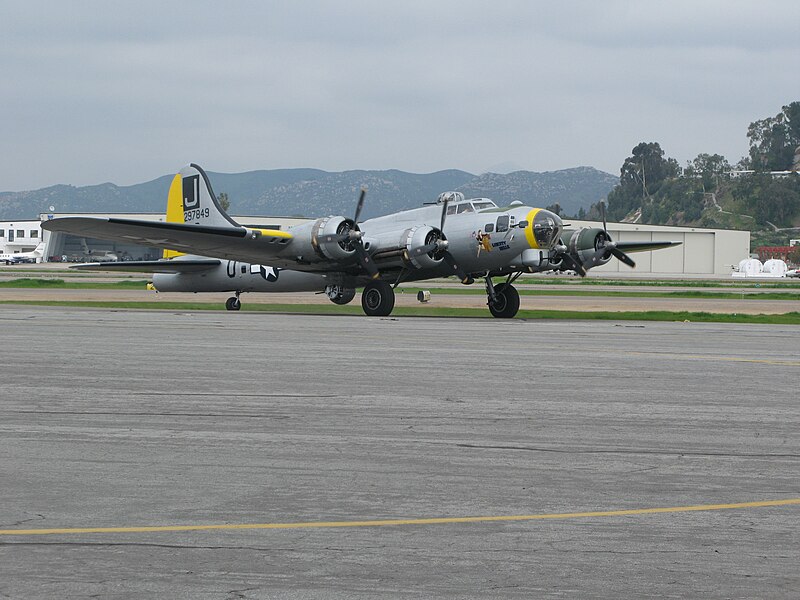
[30,230,38,238]
[17,230,24,238]
[0,229,4,237]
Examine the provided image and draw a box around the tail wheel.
[225,296,241,311]
[488,283,520,318]
[361,281,395,317]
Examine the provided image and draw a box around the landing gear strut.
[225,292,241,311]
[361,280,395,317]
[486,277,520,318]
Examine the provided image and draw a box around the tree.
[545,202,562,216]
[685,153,730,192]
[751,177,800,226]
[217,192,231,212]
[747,101,800,171]
[619,142,680,194]
[607,142,680,220]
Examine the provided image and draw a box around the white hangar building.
[4,212,749,277]
[565,219,750,276]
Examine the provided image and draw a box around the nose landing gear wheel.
[361,280,395,316]
[488,283,520,318]
[225,296,241,311]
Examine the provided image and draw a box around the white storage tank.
[763,259,788,276]
[738,258,763,276]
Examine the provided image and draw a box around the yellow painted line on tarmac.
[1,498,799,536]
[626,351,800,367]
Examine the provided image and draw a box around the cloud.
[1,1,798,191]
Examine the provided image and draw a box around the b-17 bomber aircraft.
[43,164,681,318]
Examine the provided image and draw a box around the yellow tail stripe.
[1,498,798,536]
[163,173,185,258]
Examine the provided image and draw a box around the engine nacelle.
[310,216,358,261]
[403,226,445,270]
[564,227,612,267]
[370,226,445,270]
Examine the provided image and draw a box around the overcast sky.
[1,0,798,191]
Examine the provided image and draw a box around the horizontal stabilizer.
[615,241,681,254]
[70,259,221,274]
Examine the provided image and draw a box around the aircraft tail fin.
[33,241,46,254]
[164,163,240,258]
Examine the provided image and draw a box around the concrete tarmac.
[1,306,799,598]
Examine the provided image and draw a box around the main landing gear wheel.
[225,296,241,311]
[488,283,520,318]
[361,280,395,317]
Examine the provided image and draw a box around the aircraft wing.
[616,241,682,253]
[42,217,294,266]
[70,259,221,273]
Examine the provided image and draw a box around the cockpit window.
[472,201,496,210]
[457,203,474,214]
[447,205,457,215]
[496,215,509,232]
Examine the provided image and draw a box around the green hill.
[0,166,616,221]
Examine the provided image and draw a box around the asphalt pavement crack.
[226,586,260,599]
[0,514,45,528]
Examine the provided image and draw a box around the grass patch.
[0,278,149,289]
[515,277,800,288]
[2,278,798,300]
[398,287,800,300]
[3,299,800,325]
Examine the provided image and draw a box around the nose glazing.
[533,210,563,249]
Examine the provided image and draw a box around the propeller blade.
[410,236,448,259]
[610,246,636,268]
[442,252,473,285]
[319,232,351,244]
[561,254,587,277]
[346,187,380,278]
[353,187,367,223]
[600,201,607,233]
[551,247,587,277]
[440,199,449,233]
[410,242,438,257]
[588,245,610,268]
[354,242,380,279]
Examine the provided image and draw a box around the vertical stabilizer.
[164,163,241,258]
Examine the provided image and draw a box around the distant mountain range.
[0,166,617,221]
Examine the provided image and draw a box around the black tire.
[225,296,241,311]
[330,288,356,305]
[488,283,520,318]
[361,281,395,317]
